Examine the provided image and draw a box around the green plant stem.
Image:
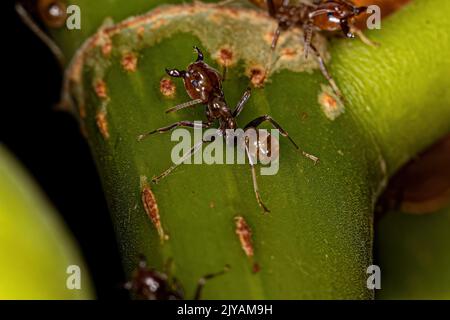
[49,0,450,299]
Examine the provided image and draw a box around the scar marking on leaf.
[141,176,169,243]
[121,52,138,73]
[96,108,110,139]
[94,79,108,100]
[235,216,260,273]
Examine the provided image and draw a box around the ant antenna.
[194,265,230,300]
[193,46,204,62]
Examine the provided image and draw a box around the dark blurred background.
[4,0,127,299]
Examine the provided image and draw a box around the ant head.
[17,0,67,29]
[311,1,364,35]
[37,0,67,28]
[166,47,222,103]
[126,256,172,300]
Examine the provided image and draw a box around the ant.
[255,0,377,98]
[15,0,67,66]
[138,47,318,213]
[124,256,229,300]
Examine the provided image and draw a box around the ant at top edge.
[138,46,319,213]
[248,0,378,99]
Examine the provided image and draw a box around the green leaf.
[0,146,94,299]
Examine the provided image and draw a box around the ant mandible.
[125,256,229,300]
[138,46,318,213]
[264,0,377,98]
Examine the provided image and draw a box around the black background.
[4,0,127,299]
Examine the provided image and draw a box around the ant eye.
[191,79,199,88]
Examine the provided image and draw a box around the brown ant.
[15,0,67,66]
[254,0,377,98]
[124,256,229,300]
[138,47,318,213]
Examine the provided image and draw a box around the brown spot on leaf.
[96,109,110,139]
[318,85,345,120]
[94,79,108,99]
[281,47,298,60]
[160,77,176,98]
[121,52,138,73]
[246,65,267,88]
[215,46,235,67]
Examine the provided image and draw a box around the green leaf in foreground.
[0,146,94,299]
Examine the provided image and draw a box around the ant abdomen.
[241,129,280,164]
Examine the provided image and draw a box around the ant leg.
[271,26,282,51]
[151,129,218,184]
[340,19,355,38]
[138,121,210,141]
[244,137,271,213]
[163,258,174,276]
[222,66,227,82]
[350,25,380,47]
[244,115,319,163]
[193,46,203,62]
[152,139,204,184]
[194,265,230,300]
[269,0,291,51]
[232,88,251,117]
[165,99,203,114]
[267,0,276,17]
[15,3,65,68]
[303,22,314,59]
[171,277,185,299]
[308,43,343,100]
